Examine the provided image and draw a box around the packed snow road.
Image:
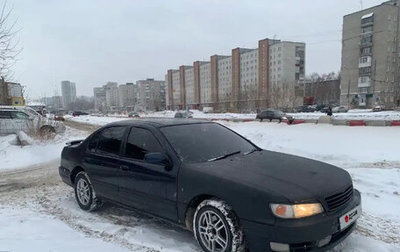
[0,120,399,251]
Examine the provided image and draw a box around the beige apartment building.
[165,38,305,112]
[136,78,165,111]
[341,0,400,108]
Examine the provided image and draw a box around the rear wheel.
[74,171,102,211]
[194,199,245,252]
[39,126,56,139]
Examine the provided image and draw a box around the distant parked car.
[301,105,316,113]
[320,106,330,113]
[174,111,193,118]
[0,106,66,137]
[256,109,294,123]
[372,105,383,112]
[202,107,214,113]
[315,104,327,111]
[332,106,348,113]
[72,111,89,117]
[128,112,140,118]
[54,115,65,121]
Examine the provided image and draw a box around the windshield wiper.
[208,151,241,162]
[243,148,260,156]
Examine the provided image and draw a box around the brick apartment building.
[165,38,305,112]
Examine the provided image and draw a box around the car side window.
[10,111,29,119]
[125,127,163,160]
[0,111,11,119]
[88,131,101,152]
[95,126,126,156]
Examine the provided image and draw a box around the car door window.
[95,126,126,156]
[125,127,163,160]
[10,111,29,119]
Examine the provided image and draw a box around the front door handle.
[120,165,130,171]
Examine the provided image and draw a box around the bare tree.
[269,82,302,111]
[0,1,21,80]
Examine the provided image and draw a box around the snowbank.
[0,127,87,170]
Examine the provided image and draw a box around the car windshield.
[24,107,42,118]
[160,123,257,163]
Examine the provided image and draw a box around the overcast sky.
[10,0,383,99]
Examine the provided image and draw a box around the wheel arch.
[184,194,221,231]
[70,166,85,185]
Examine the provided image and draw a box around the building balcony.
[358,77,371,88]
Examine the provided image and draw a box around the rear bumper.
[58,166,73,187]
[242,189,361,251]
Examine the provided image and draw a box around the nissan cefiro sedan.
[59,119,361,252]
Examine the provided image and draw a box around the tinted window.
[161,123,256,163]
[0,111,11,119]
[96,126,126,156]
[125,127,163,160]
[11,111,29,119]
[88,131,101,152]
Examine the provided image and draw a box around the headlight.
[270,203,324,219]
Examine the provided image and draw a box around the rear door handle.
[120,165,130,171]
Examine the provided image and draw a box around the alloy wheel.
[198,210,229,252]
[76,178,90,206]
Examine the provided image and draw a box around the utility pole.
[347,80,350,108]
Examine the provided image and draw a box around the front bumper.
[242,189,361,251]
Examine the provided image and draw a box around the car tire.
[39,126,56,139]
[194,199,246,252]
[74,171,102,211]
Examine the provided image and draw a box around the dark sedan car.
[59,119,361,252]
[256,109,294,124]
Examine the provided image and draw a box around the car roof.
[106,118,212,128]
[0,106,30,111]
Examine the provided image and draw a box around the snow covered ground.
[0,119,399,251]
[0,127,87,170]
[68,109,400,123]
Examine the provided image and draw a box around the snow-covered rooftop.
[361,12,374,19]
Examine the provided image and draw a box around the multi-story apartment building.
[104,82,119,110]
[94,79,164,112]
[118,83,137,110]
[341,0,400,108]
[165,38,305,111]
[94,87,106,112]
[61,80,76,108]
[136,78,166,111]
[42,96,63,111]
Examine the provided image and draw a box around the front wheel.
[74,171,102,211]
[194,199,245,252]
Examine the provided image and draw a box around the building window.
[359,66,371,75]
[361,26,373,34]
[361,47,372,55]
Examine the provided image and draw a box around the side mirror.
[144,152,171,169]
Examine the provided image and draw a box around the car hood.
[188,150,352,202]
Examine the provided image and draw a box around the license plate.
[339,205,361,231]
